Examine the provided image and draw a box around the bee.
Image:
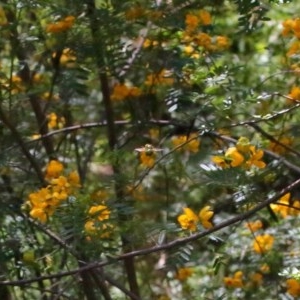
[135,144,163,156]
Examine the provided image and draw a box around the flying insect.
[135,144,163,156]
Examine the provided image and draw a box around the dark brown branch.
[4,4,55,159]
[0,105,45,184]
[86,0,140,297]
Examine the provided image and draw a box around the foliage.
[0,0,300,299]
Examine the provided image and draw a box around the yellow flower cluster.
[185,10,211,32]
[0,75,25,94]
[270,193,300,218]
[46,16,75,33]
[183,10,230,53]
[175,267,194,281]
[84,204,113,239]
[286,278,300,297]
[282,18,300,59]
[224,270,263,289]
[246,220,263,232]
[111,83,142,101]
[269,136,293,154]
[177,206,214,231]
[287,86,300,102]
[252,234,274,254]
[144,69,174,87]
[28,160,80,223]
[52,48,77,67]
[282,18,300,38]
[212,137,266,169]
[223,271,244,288]
[47,112,65,129]
[171,133,200,153]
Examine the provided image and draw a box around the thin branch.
[0,105,45,184]
[86,0,141,297]
[2,177,300,286]
[27,119,171,142]
[249,123,300,158]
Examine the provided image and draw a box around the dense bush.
[1,0,300,299]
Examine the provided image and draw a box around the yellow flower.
[111,83,129,101]
[41,92,60,102]
[51,175,70,189]
[225,147,244,167]
[88,205,110,221]
[246,220,263,232]
[111,83,141,101]
[269,136,293,154]
[290,199,300,216]
[293,18,300,38]
[61,48,76,65]
[47,112,65,129]
[253,234,274,254]
[195,32,212,49]
[45,160,64,180]
[177,208,199,232]
[211,155,229,168]
[144,69,174,86]
[30,208,48,223]
[198,10,211,25]
[270,193,291,218]
[46,15,75,33]
[286,278,300,297]
[185,14,199,32]
[282,19,295,36]
[216,36,230,50]
[199,206,214,229]
[139,151,156,168]
[85,220,114,238]
[171,133,200,153]
[84,220,96,233]
[245,146,266,169]
[28,187,52,208]
[9,75,25,94]
[271,193,300,218]
[250,272,263,286]
[91,189,109,202]
[68,171,81,188]
[288,86,300,101]
[52,48,77,67]
[223,271,244,288]
[143,38,159,48]
[287,41,300,57]
[85,206,114,239]
[176,267,194,281]
[183,45,194,55]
